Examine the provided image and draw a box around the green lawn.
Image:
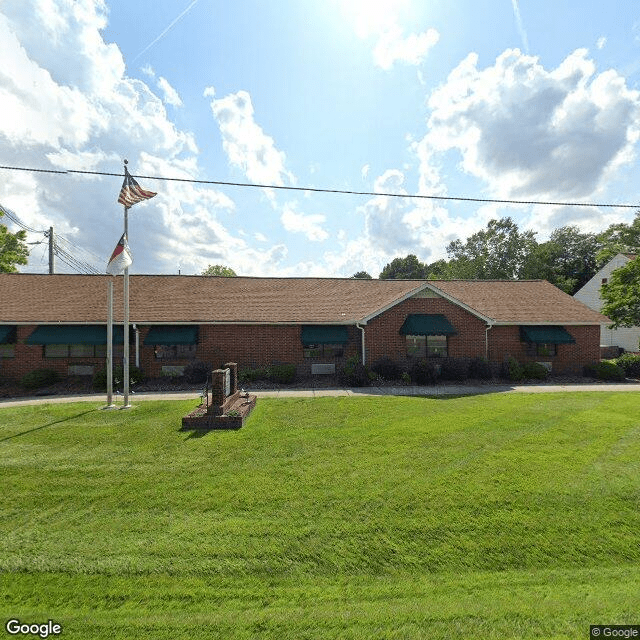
[1,393,639,639]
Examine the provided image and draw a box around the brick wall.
[0,325,116,380]
[137,324,361,378]
[0,318,602,382]
[488,325,600,374]
[364,297,488,364]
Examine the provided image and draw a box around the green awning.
[144,326,198,345]
[0,325,16,344]
[301,325,349,345]
[25,325,128,345]
[520,326,576,344]
[399,314,458,336]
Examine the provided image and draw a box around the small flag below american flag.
[106,233,133,276]
[118,166,157,207]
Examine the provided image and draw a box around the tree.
[446,217,538,280]
[201,264,237,277]
[601,258,640,328]
[379,254,427,279]
[522,226,600,294]
[597,211,640,266]
[351,271,373,279]
[0,211,29,273]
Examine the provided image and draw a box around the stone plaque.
[224,368,231,397]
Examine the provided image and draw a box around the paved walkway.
[1,382,639,407]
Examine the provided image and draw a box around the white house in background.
[574,253,639,352]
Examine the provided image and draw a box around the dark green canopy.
[301,325,349,344]
[519,326,575,344]
[399,314,457,336]
[143,326,198,345]
[0,325,16,344]
[25,325,127,345]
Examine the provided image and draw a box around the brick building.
[0,274,608,381]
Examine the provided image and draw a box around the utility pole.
[48,226,54,274]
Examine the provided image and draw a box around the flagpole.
[106,279,115,407]
[122,160,131,409]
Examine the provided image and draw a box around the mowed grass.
[1,393,639,639]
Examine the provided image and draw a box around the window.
[69,344,95,358]
[44,344,122,358]
[406,335,448,358]
[406,335,426,358]
[0,344,15,358]
[427,335,448,358]
[526,343,557,357]
[154,344,198,360]
[303,343,344,358]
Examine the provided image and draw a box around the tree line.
[352,213,640,297]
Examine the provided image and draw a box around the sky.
[1,0,640,277]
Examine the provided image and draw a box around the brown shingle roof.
[0,274,423,324]
[0,274,609,325]
[430,280,609,324]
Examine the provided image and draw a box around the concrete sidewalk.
[1,382,639,407]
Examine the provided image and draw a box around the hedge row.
[343,355,550,386]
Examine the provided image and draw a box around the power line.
[0,163,638,210]
[1,200,104,274]
[54,233,105,269]
[0,202,47,234]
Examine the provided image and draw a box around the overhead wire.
[1,199,104,274]
[0,163,638,209]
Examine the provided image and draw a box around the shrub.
[408,358,439,385]
[469,356,493,380]
[504,357,524,382]
[440,357,471,382]
[338,356,371,387]
[20,368,59,390]
[267,364,296,384]
[93,365,144,390]
[614,353,640,379]
[521,361,549,380]
[584,361,625,382]
[238,367,264,384]
[370,356,403,381]
[183,360,211,384]
[401,372,411,385]
[238,364,296,385]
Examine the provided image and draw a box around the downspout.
[356,322,366,366]
[485,323,493,360]
[133,324,140,369]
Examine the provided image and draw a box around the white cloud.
[280,203,329,242]
[361,163,370,180]
[0,0,296,277]
[424,48,640,201]
[157,76,183,107]
[207,89,293,190]
[340,0,439,70]
[314,168,469,276]
[597,36,607,50]
[139,65,183,107]
[373,26,440,71]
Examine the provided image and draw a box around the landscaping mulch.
[2,372,637,400]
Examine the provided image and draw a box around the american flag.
[117,166,157,207]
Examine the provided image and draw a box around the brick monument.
[182,362,256,430]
